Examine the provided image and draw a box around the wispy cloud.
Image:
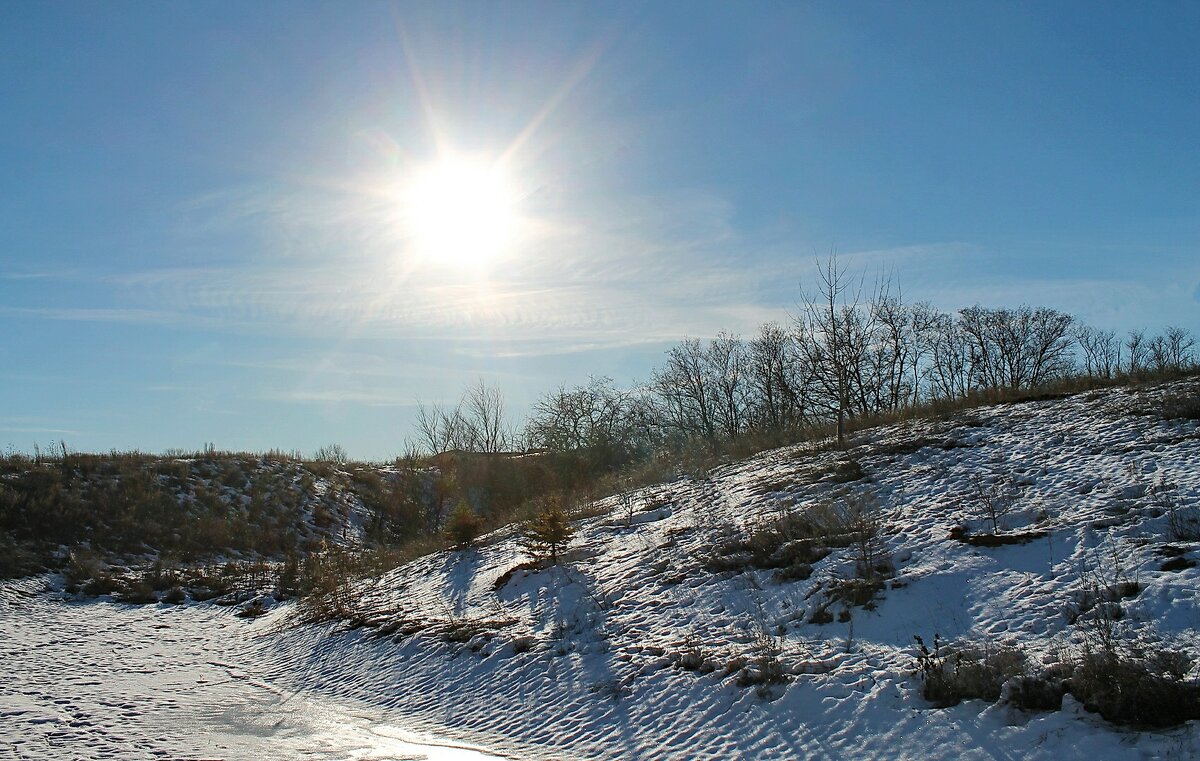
[141,384,205,394]
[96,183,795,348]
[1,270,87,281]
[23,164,1134,358]
[266,388,422,407]
[0,306,195,325]
[6,235,991,358]
[0,426,81,436]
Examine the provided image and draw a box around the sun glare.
[403,157,517,269]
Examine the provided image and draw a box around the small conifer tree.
[520,495,576,564]
[444,499,485,547]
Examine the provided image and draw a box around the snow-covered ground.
[0,578,514,760]
[3,379,1199,760]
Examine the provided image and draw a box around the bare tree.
[1025,307,1076,386]
[1125,329,1148,374]
[415,379,511,455]
[1167,326,1197,369]
[415,399,467,455]
[1151,326,1197,371]
[967,471,1023,534]
[653,338,718,442]
[959,306,1006,390]
[748,321,810,432]
[959,305,1074,390]
[463,378,510,453]
[1076,325,1119,379]
[622,385,668,453]
[708,332,750,438]
[925,311,971,401]
[906,301,944,405]
[526,376,639,466]
[795,257,874,448]
[870,287,925,411]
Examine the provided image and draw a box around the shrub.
[83,571,122,597]
[844,491,891,584]
[913,634,1028,707]
[0,533,40,579]
[162,585,187,604]
[1067,542,1143,654]
[832,578,884,608]
[808,607,834,625]
[1005,673,1067,712]
[144,559,178,591]
[276,552,301,598]
[65,549,106,592]
[444,499,485,547]
[948,525,1047,546]
[706,523,825,577]
[1062,544,1200,726]
[117,578,158,605]
[735,626,789,699]
[1069,648,1200,726]
[237,599,268,618]
[1155,480,1200,541]
[825,457,867,483]
[295,545,364,623]
[706,499,856,577]
[436,614,518,648]
[965,470,1023,534]
[1167,506,1200,542]
[1159,391,1200,421]
[511,635,537,653]
[1161,555,1196,572]
[312,443,349,465]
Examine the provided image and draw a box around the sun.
[403,156,517,269]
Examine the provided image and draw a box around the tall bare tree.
[959,305,1074,390]
[415,379,512,455]
[748,321,810,432]
[796,257,874,448]
[708,332,750,438]
[925,310,971,401]
[1024,307,1076,386]
[1155,326,1196,370]
[415,399,467,455]
[463,378,510,453]
[1125,329,1148,374]
[869,287,928,411]
[1076,325,1119,379]
[653,338,719,442]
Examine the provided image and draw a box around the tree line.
[414,260,1197,471]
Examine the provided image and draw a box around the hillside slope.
[3,379,1198,760]
[260,378,1200,760]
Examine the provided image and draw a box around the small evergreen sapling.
[520,496,576,564]
[445,499,485,547]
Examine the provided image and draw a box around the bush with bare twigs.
[913,634,1029,708]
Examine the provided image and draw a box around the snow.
[3,379,1199,759]
[0,578,514,760]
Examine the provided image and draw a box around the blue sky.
[2,1,1197,459]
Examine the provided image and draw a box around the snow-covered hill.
[3,378,1198,760]
[265,378,1200,760]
